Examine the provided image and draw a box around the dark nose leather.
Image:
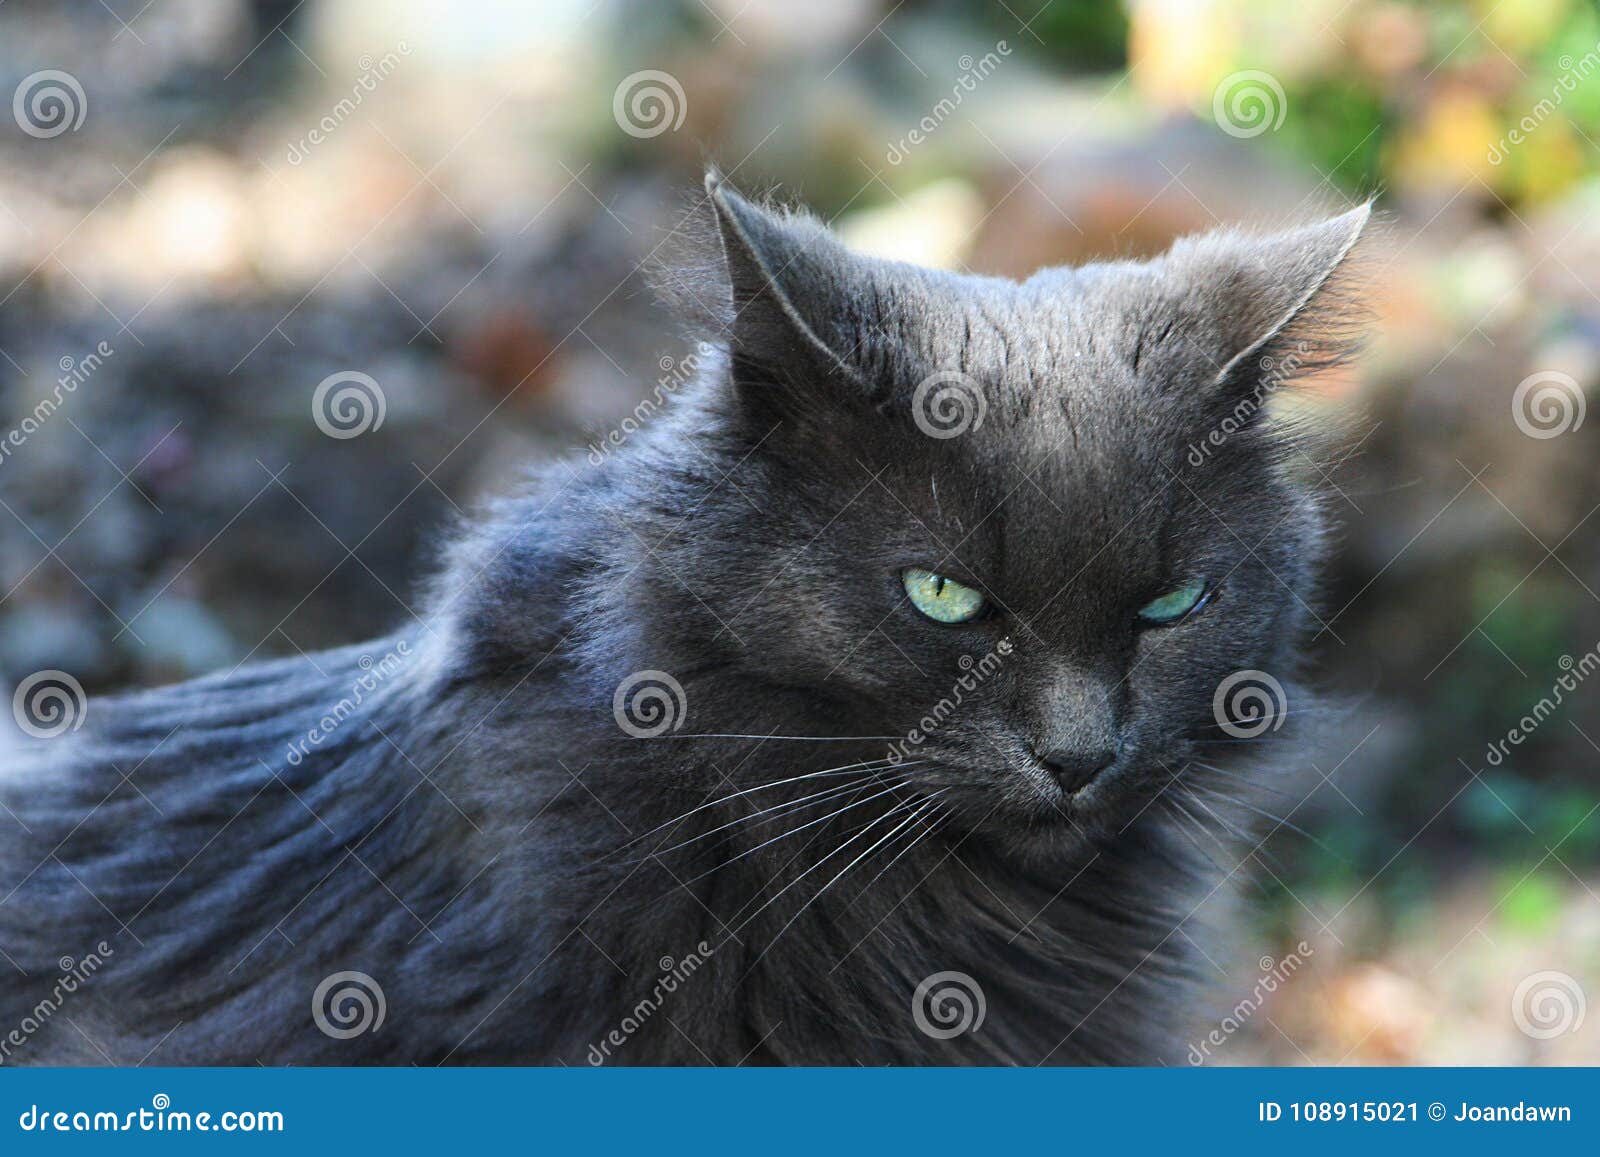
[1039,748,1117,794]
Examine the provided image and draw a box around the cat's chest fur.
[461,703,1217,1066]
[557,823,1209,1065]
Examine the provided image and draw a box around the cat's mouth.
[1027,753,1138,824]
[900,743,1144,834]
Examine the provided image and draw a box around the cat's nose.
[1038,748,1117,795]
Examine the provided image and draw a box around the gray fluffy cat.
[0,174,1370,1065]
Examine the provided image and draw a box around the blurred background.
[1,0,1597,1064]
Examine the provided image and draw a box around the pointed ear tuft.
[644,170,864,381]
[706,175,824,363]
[1218,203,1372,385]
[1164,202,1375,395]
[703,174,870,393]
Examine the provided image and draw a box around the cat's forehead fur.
[668,177,1371,454]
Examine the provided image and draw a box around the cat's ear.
[1161,204,1373,401]
[702,172,866,393]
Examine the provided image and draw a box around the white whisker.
[1188,780,1346,861]
[845,792,948,905]
[746,797,943,969]
[1180,787,1250,844]
[603,758,904,858]
[683,778,918,890]
[614,778,874,866]
[732,794,924,936]
[1160,796,1228,876]
[644,733,904,742]
[650,770,918,863]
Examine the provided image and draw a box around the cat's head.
[595,174,1371,849]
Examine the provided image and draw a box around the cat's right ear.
[698,172,868,401]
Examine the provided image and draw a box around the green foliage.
[983,0,1127,72]
[1497,869,1566,934]
[1275,74,1387,194]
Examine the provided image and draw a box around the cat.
[0,173,1371,1065]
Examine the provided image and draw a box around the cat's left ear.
[1161,203,1373,400]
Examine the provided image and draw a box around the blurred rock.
[133,595,239,681]
[0,603,104,676]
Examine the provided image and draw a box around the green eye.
[1137,579,1210,625]
[902,567,987,624]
